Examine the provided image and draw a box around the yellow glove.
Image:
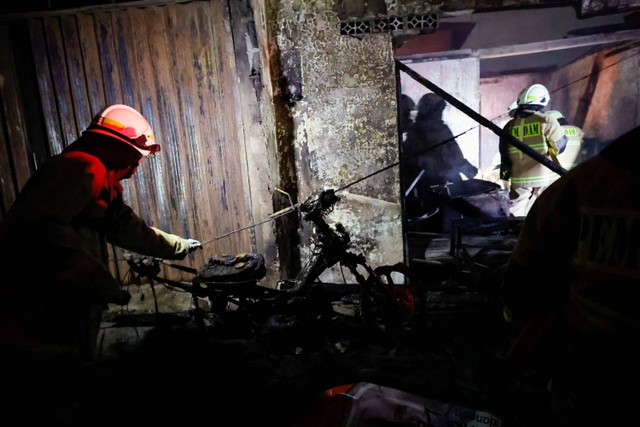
[547,146,560,164]
[184,238,203,252]
[151,227,202,257]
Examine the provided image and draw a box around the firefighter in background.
[499,84,568,217]
[545,110,585,170]
[501,124,640,426]
[0,104,202,424]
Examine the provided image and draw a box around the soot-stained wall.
[267,0,404,277]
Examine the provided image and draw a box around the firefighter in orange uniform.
[0,104,202,424]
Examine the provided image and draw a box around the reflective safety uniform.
[500,109,567,216]
[502,111,566,188]
[556,124,584,170]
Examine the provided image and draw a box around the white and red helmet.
[86,104,160,156]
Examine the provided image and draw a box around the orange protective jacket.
[0,145,192,363]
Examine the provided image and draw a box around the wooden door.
[1,1,253,281]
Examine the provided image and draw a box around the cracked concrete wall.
[267,0,404,279]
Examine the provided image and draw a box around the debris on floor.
[88,218,552,426]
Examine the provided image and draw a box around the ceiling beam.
[400,28,640,62]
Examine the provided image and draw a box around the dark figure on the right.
[402,93,477,229]
[501,124,640,426]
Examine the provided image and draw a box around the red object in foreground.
[295,382,504,427]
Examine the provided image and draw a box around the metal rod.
[395,60,566,176]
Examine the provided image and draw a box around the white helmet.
[517,84,550,107]
[86,104,160,156]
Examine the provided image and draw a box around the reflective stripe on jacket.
[504,111,566,188]
[557,125,584,170]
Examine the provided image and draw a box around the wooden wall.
[0,1,259,282]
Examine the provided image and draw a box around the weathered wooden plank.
[28,18,64,154]
[162,3,207,259]
[173,2,229,255]
[60,14,92,134]
[77,13,105,114]
[110,10,140,107]
[0,25,31,208]
[226,0,270,256]
[42,16,77,149]
[134,5,207,276]
[181,1,227,253]
[93,11,122,105]
[200,0,252,255]
[142,6,188,235]
[121,7,161,237]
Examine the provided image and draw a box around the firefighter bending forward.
[0,104,202,424]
